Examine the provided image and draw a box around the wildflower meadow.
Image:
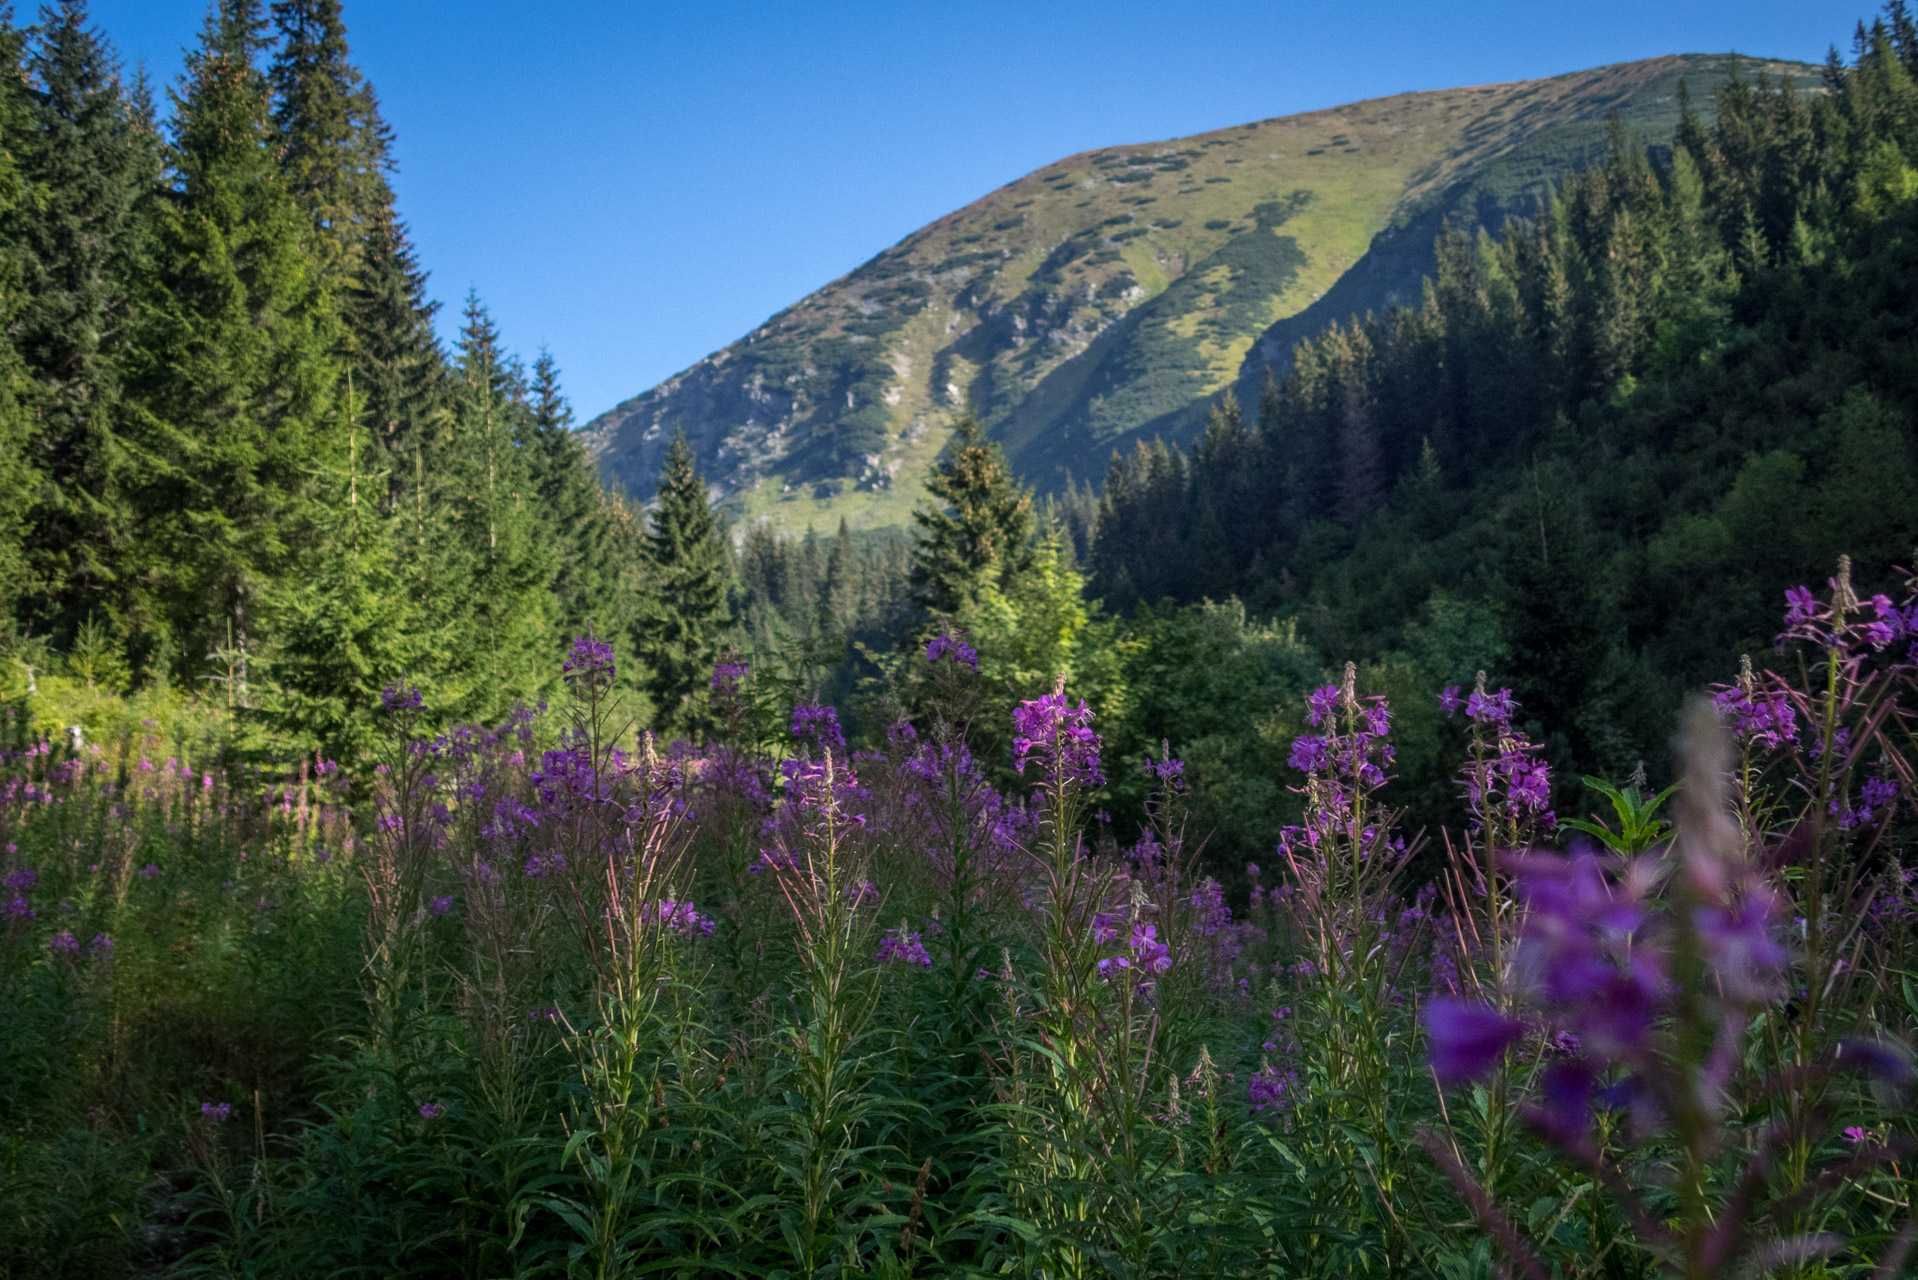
[4,558,1918,1279]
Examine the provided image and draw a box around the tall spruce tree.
[346,206,445,504]
[0,15,38,628]
[123,0,338,680]
[528,348,638,643]
[641,428,727,735]
[434,293,557,714]
[13,0,156,642]
[267,0,391,291]
[908,413,1033,616]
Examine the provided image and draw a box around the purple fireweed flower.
[1712,683,1798,752]
[429,896,455,917]
[925,629,980,673]
[522,851,566,879]
[201,1101,232,1125]
[3,895,32,921]
[1424,999,1525,1082]
[1011,691,1104,787]
[876,928,933,968]
[1091,912,1120,945]
[1438,685,1464,716]
[88,933,113,955]
[1287,734,1330,774]
[4,867,34,891]
[561,634,616,687]
[138,863,160,879]
[419,1102,443,1120]
[791,704,847,753]
[710,658,749,693]
[1305,684,1339,727]
[1249,1063,1298,1112]
[49,930,80,956]
[1148,755,1185,785]
[1785,585,1819,625]
[1245,862,1261,880]
[1131,922,1172,974]
[641,899,716,936]
[380,684,425,713]
[1466,686,1516,727]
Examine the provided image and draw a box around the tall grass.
[4,564,1918,1278]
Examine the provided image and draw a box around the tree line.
[1090,12,1918,792]
[0,0,734,763]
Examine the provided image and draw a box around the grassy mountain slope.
[583,54,1820,527]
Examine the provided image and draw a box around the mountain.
[582,54,1823,529]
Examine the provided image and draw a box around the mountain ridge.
[583,53,1823,527]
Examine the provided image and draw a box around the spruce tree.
[268,0,392,291]
[822,516,855,631]
[528,348,636,642]
[641,428,727,735]
[908,413,1033,616]
[346,206,445,503]
[122,0,339,680]
[0,15,38,627]
[434,293,557,713]
[13,0,157,642]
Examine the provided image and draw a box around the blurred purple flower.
[201,1101,232,1125]
[380,685,424,713]
[1424,999,1524,1082]
[925,629,980,673]
[792,704,847,754]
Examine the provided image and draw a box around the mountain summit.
[583,53,1820,529]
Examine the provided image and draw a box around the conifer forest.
[10,1,1918,1276]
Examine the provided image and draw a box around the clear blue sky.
[90,0,1867,423]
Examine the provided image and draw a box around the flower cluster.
[925,629,980,673]
[380,684,424,713]
[1248,1061,1298,1112]
[1012,690,1104,787]
[1097,921,1172,978]
[561,634,616,689]
[1279,667,1398,861]
[1781,558,1918,657]
[876,926,933,967]
[1426,836,1786,1145]
[710,658,749,695]
[640,898,716,936]
[1443,674,1553,831]
[791,704,847,755]
[1712,676,1799,752]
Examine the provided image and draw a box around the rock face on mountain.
[582,54,1820,529]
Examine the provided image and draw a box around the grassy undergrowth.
[6,567,1918,1278]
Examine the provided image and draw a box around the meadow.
[4,559,1917,1280]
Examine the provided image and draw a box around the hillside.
[583,53,1821,528]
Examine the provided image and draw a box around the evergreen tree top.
[908,413,1033,616]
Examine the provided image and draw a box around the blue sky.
[90,0,1867,423]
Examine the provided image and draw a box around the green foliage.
[908,414,1034,617]
[641,429,729,735]
[1094,39,1918,805]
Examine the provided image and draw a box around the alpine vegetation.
[6,2,1918,1278]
